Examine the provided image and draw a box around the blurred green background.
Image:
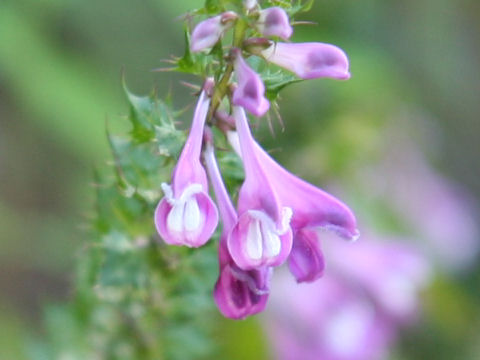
[1,0,479,358]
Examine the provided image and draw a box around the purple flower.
[260,41,350,80]
[214,241,272,319]
[203,141,271,319]
[361,130,480,272]
[226,128,358,281]
[232,49,270,117]
[154,84,218,247]
[227,106,292,270]
[190,12,237,53]
[288,228,325,283]
[256,7,293,40]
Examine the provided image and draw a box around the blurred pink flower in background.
[264,235,430,360]
[359,121,480,272]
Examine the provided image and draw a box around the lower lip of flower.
[229,207,292,268]
[163,183,206,240]
[166,195,204,233]
[245,213,282,260]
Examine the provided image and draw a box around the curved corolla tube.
[154,82,218,247]
[227,107,293,270]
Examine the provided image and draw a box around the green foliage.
[33,86,222,360]
[267,0,314,17]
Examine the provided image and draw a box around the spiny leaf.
[175,29,205,75]
[291,0,315,16]
[259,67,302,101]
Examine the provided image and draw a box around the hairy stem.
[207,18,247,122]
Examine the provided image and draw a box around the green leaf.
[123,83,155,143]
[270,0,314,16]
[97,244,149,290]
[154,124,185,159]
[262,70,302,101]
[204,0,222,14]
[175,29,205,75]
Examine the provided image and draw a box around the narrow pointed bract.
[154,84,218,247]
[261,42,351,80]
[204,142,271,319]
[190,12,237,53]
[228,107,293,270]
[257,7,293,40]
[232,49,270,117]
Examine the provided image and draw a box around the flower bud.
[257,7,293,40]
[190,11,237,53]
[232,49,270,117]
[261,41,351,80]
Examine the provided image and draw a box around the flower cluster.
[154,0,358,319]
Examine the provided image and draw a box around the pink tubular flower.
[260,41,351,80]
[232,49,270,117]
[248,140,359,239]
[227,106,292,270]
[226,128,358,281]
[256,7,293,40]
[154,83,218,247]
[204,140,271,319]
[190,12,237,53]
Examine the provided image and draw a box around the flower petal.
[232,50,270,117]
[288,229,325,283]
[261,42,350,80]
[191,12,237,52]
[227,107,293,269]
[257,7,293,40]
[228,129,358,241]
[155,189,218,247]
[155,83,218,247]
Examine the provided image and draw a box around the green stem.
[207,18,247,122]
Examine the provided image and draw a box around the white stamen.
[184,196,202,232]
[278,207,293,234]
[246,219,263,260]
[245,209,291,260]
[178,183,203,203]
[261,223,281,257]
[164,183,205,236]
[166,203,185,233]
[161,183,175,204]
